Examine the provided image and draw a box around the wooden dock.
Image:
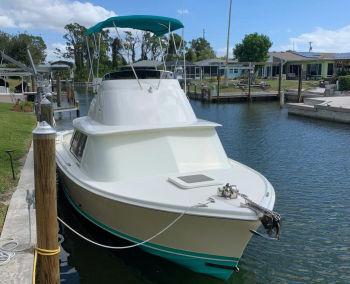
[187,90,278,103]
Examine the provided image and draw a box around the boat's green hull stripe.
[62,188,239,279]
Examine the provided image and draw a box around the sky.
[1,0,350,62]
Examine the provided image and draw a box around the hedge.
[338,75,350,91]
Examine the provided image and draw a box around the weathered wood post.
[31,76,37,92]
[56,76,61,107]
[217,75,220,102]
[248,62,252,103]
[40,97,54,127]
[278,61,284,107]
[208,87,212,102]
[75,100,80,117]
[33,122,60,284]
[297,65,303,103]
[35,86,43,120]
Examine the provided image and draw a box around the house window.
[306,64,322,76]
[233,69,238,74]
[229,69,234,74]
[327,63,334,76]
[70,130,87,162]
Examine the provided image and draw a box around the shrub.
[338,75,350,91]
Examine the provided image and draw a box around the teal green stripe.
[62,188,239,263]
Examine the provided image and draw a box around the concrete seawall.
[0,146,36,284]
[287,96,350,124]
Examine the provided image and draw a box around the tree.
[124,31,139,62]
[187,37,215,62]
[61,23,87,79]
[2,32,46,65]
[166,33,183,61]
[111,37,126,68]
[234,33,272,62]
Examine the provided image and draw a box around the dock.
[187,90,278,102]
[287,96,350,123]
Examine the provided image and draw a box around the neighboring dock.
[187,89,278,102]
[287,96,350,123]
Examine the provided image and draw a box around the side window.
[70,131,87,162]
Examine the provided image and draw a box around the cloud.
[216,46,234,57]
[46,42,69,62]
[281,25,350,52]
[0,15,16,28]
[0,0,116,32]
[177,9,189,15]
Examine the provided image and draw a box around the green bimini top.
[85,15,184,36]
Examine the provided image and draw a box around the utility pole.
[309,42,313,52]
[225,0,233,85]
[202,29,205,40]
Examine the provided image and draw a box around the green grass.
[0,103,36,231]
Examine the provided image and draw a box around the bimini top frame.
[85,15,186,92]
[85,15,184,36]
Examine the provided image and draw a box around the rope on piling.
[32,246,61,284]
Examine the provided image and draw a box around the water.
[57,90,350,283]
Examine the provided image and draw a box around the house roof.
[166,60,197,67]
[270,51,350,62]
[195,58,238,66]
[127,60,163,68]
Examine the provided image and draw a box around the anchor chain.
[217,183,281,240]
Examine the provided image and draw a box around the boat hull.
[58,169,260,280]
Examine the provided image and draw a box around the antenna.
[309,42,313,52]
[225,0,233,84]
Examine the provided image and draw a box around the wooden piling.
[217,75,220,101]
[208,88,212,102]
[33,122,59,284]
[31,76,37,93]
[278,61,283,107]
[297,65,303,103]
[56,76,61,107]
[248,62,252,103]
[40,97,54,127]
[75,100,80,117]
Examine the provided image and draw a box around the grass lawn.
[0,103,36,232]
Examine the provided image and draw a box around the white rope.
[57,199,214,250]
[0,204,33,265]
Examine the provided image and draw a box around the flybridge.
[84,14,187,93]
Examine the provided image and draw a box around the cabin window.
[70,131,87,162]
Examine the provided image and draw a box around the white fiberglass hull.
[58,168,261,280]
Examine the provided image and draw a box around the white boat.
[56,15,281,280]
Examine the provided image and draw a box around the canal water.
[56,90,350,284]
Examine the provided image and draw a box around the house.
[195,58,248,79]
[123,60,163,70]
[262,51,350,80]
[165,60,199,79]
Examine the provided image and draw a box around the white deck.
[56,134,274,221]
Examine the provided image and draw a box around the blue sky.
[1,0,350,61]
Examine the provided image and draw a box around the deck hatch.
[168,174,222,189]
[178,174,214,184]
